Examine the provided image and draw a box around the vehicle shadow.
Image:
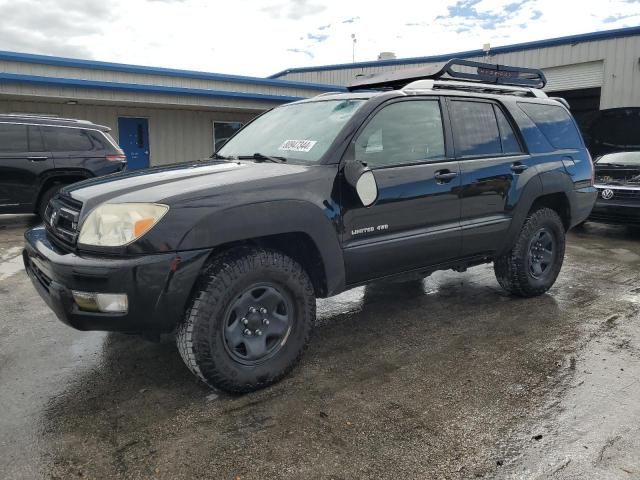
[39,268,573,478]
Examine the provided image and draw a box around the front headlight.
[78,203,169,247]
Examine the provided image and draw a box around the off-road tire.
[494,208,565,297]
[176,247,315,393]
[37,184,62,219]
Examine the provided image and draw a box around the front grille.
[44,194,83,250]
[596,187,640,202]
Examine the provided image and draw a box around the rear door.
[43,125,106,174]
[0,122,52,212]
[447,98,531,256]
[341,98,462,285]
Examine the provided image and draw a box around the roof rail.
[347,58,547,91]
[313,91,347,98]
[402,79,548,98]
[3,113,94,124]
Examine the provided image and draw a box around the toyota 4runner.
[23,60,597,392]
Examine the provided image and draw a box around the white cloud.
[0,0,638,77]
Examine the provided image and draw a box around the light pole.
[351,33,357,63]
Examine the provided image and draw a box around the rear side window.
[42,126,95,151]
[0,123,28,152]
[28,126,46,151]
[518,103,583,149]
[449,100,501,157]
[494,106,523,154]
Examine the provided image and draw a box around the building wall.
[0,99,257,166]
[274,34,640,109]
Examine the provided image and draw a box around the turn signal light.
[134,218,155,237]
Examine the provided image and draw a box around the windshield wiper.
[238,153,287,163]
[210,152,231,160]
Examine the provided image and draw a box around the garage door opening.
[546,87,601,135]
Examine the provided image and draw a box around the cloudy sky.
[0,0,638,77]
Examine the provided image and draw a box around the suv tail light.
[587,151,595,185]
[106,153,127,162]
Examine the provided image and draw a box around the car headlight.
[78,203,169,247]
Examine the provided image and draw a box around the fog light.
[72,291,128,313]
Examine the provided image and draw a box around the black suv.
[0,114,126,217]
[23,60,596,393]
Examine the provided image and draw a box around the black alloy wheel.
[527,228,556,279]
[223,283,293,365]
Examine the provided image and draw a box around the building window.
[213,121,243,152]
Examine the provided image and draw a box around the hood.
[64,160,314,212]
[586,107,640,157]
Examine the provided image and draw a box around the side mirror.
[343,160,378,207]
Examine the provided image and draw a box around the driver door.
[341,98,462,285]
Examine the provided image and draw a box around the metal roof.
[0,72,307,104]
[268,25,640,78]
[0,50,346,92]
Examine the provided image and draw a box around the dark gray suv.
[0,114,126,217]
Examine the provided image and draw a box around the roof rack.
[402,79,548,98]
[347,58,547,91]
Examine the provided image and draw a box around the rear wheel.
[494,208,565,297]
[176,247,315,393]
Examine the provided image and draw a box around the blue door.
[118,117,150,170]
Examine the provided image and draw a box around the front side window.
[218,99,365,163]
[518,102,583,150]
[0,123,28,152]
[450,100,502,157]
[354,100,445,168]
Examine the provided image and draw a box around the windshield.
[218,99,365,163]
[596,151,640,166]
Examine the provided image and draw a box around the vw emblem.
[601,189,614,200]
[49,209,58,226]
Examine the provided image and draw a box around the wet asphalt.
[1,215,639,480]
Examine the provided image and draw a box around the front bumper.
[23,226,210,333]
[589,200,640,225]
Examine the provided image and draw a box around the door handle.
[27,156,49,161]
[434,170,458,182]
[511,163,528,173]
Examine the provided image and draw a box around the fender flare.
[176,200,346,295]
[498,170,574,256]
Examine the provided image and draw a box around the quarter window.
[42,127,95,151]
[518,103,583,149]
[0,123,28,152]
[354,100,445,168]
[450,100,501,157]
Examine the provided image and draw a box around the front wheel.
[494,208,566,297]
[176,247,315,393]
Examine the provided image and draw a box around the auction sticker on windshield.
[278,139,317,153]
